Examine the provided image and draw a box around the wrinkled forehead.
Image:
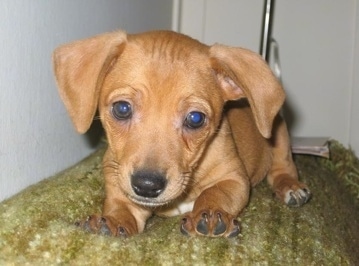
[127,31,210,62]
[103,33,217,101]
[127,32,210,80]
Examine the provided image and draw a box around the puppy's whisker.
[180,172,201,197]
[102,160,121,175]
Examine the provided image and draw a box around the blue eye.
[184,111,206,129]
[112,101,132,120]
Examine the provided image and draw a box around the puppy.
[53,30,310,238]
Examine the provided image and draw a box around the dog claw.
[76,215,92,232]
[117,226,128,237]
[180,218,191,236]
[213,213,227,236]
[227,219,240,238]
[286,188,311,207]
[196,214,209,235]
[98,217,112,236]
[75,214,130,237]
[181,210,239,237]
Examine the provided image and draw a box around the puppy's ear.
[209,44,285,139]
[53,31,127,133]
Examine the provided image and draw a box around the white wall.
[273,0,356,151]
[0,0,173,201]
[179,0,359,155]
[350,2,359,155]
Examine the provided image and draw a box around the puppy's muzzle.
[131,170,167,198]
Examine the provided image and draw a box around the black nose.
[131,170,167,198]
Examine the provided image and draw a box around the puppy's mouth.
[128,195,172,208]
[126,169,187,208]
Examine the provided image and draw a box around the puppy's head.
[53,30,284,207]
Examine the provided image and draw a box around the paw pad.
[98,217,111,236]
[227,219,241,238]
[213,213,227,235]
[74,214,129,237]
[181,210,240,238]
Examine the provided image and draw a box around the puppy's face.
[53,30,285,209]
[99,34,224,207]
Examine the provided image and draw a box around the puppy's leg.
[267,116,311,207]
[76,194,152,237]
[181,179,249,238]
[76,150,152,237]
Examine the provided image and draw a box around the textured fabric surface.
[0,141,358,265]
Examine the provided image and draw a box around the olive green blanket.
[1,141,358,265]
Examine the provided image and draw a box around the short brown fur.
[53,30,310,237]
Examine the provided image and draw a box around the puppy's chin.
[127,195,172,208]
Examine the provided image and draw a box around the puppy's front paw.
[180,209,240,238]
[75,214,130,237]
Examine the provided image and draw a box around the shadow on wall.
[281,92,299,136]
[85,115,105,148]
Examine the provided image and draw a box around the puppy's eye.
[112,101,132,120]
[184,111,206,129]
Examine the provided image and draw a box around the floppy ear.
[209,44,285,139]
[52,30,127,133]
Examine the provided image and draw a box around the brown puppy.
[53,30,310,238]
